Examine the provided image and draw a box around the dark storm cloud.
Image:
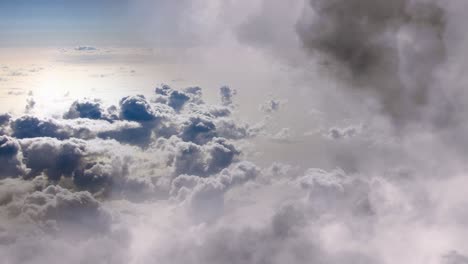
[296,0,447,124]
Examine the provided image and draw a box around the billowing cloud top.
[0,79,466,264]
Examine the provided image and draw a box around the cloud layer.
[0,80,467,264]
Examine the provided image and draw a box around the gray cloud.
[220,86,236,106]
[20,138,86,181]
[74,46,98,51]
[0,136,28,178]
[171,161,259,222]
[260,99,282,113]
[443,251,468,264]
[64,98,112,120]
[11,116,71,140]
[296,0,446,125]
[2,77,467,264]
[119,95,164,122]
[326,126,359,140]
[24,97,35,114]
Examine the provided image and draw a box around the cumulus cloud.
[0,113,11,135]
[11,116,71,140]
[63,98,111,120]
[153,136,240,177]
[0,85,257,195]
[0,113,11,126]
[19,184,111,233]
[20,137,86,181]
[154,84,196,111]
[171,161,258,222]
[2,76,468,264]
[0,136,28,178]
[119,95,170,122]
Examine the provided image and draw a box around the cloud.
[119,95,171,122]
[270,127,294,142]
[0,85,257,196]
[178,115,217,145]
[28,66,44,73]
[442,251,468,264]
[296,0,447,125]
[19,184,111,234]
[0,113,10,127]
[24,97,35,114]
[11,116,71,140]
[2,79,467,264]
[74,46,98,51]
[219,86,236,106]
[0,114,11,136]
[171,161,259,222]
[154,136,240,177]
[260,99,282,113]
[20,137,86,181]
[8,70,27,77]
[0,136,28,178]
[0,176,127,264]
[326,126,359,140]
[7,90,25,96]
[299,168,374,216]
[63,98,116,121]
[97,122,153,147]
[154,84,203,110]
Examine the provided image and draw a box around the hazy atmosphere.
[1,1,468,263]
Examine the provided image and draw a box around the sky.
[2,0,468,263]
[0,0,132,46]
